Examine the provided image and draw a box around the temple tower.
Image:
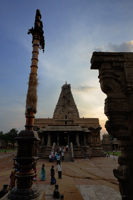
[53,83,79,119]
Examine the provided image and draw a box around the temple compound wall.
[34,83,104,158]
[91,52,133,200]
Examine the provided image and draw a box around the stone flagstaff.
[8,10,45,200]
[26,9,45,130]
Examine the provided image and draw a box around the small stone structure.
[91,52,133,200]
[34,83,104,158]
[102,134,112,151]
[102,134,119,152]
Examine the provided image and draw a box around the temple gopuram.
[34,83,104,159]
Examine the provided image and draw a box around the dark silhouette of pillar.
[91,52,133,200]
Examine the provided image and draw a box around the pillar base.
[1,185,45,200]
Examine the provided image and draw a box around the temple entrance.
[69,132,76,145]
[79,133,84,146]
[59,132,68,146]
[51,133,57,145]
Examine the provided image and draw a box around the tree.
[0,129,18,149]
[7,129,18,149]
[0,131,4,140]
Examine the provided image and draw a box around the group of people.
[39,162,62,184]
[33,160,62,184]
[49,145,69,163]
[7,146,67,197]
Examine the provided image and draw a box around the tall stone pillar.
[76,133,80,147]
[47,133,51,146]
[91,52,133,200]
[84,134,86,146]
[41,135,44,146]
[57,133,59,146]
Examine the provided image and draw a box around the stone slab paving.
[0,152,122,200]
[39,184,121,200]
[77,185,121,200]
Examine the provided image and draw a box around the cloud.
[94,41,133,52]
[107,41,133,52]
[73,85,97,92]
[94,46,104,52]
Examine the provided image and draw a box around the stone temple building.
[34,83,104,158]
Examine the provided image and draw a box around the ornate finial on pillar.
[28,9,45,52]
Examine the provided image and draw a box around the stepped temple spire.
[53,83,79,119]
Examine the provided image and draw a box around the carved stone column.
[41,135,44,146]
[91,52,133,200]
[57,133,59,146]
[47,133,51,146]
[84,134,86,146]
[76,133,80,147]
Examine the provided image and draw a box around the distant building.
[34,83,104,158]
[102,134,119,151]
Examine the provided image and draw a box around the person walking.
[57,163,62,179]
[40,164,46,181]
[57,154,61,164]
[51,165,56,184]
[33,164,37,181]
[61,151,64,161]
[9,170,16,189]
[66,144,68,152]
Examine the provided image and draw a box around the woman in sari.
[40,164,46,181]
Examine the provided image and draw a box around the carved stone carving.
[91,52,133,200]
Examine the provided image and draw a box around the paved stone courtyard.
[0,152,121,200]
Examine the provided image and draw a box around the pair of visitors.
[40,164,46,181]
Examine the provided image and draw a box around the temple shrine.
[34,83,104,158]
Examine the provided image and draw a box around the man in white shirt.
[57,163,62,179]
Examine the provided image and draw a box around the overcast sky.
[1,0,133,136]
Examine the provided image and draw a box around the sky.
[1,0,133,137]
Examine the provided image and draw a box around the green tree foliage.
[0,131,4,140]
[7,129,18,148]
[0,129,18,149]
